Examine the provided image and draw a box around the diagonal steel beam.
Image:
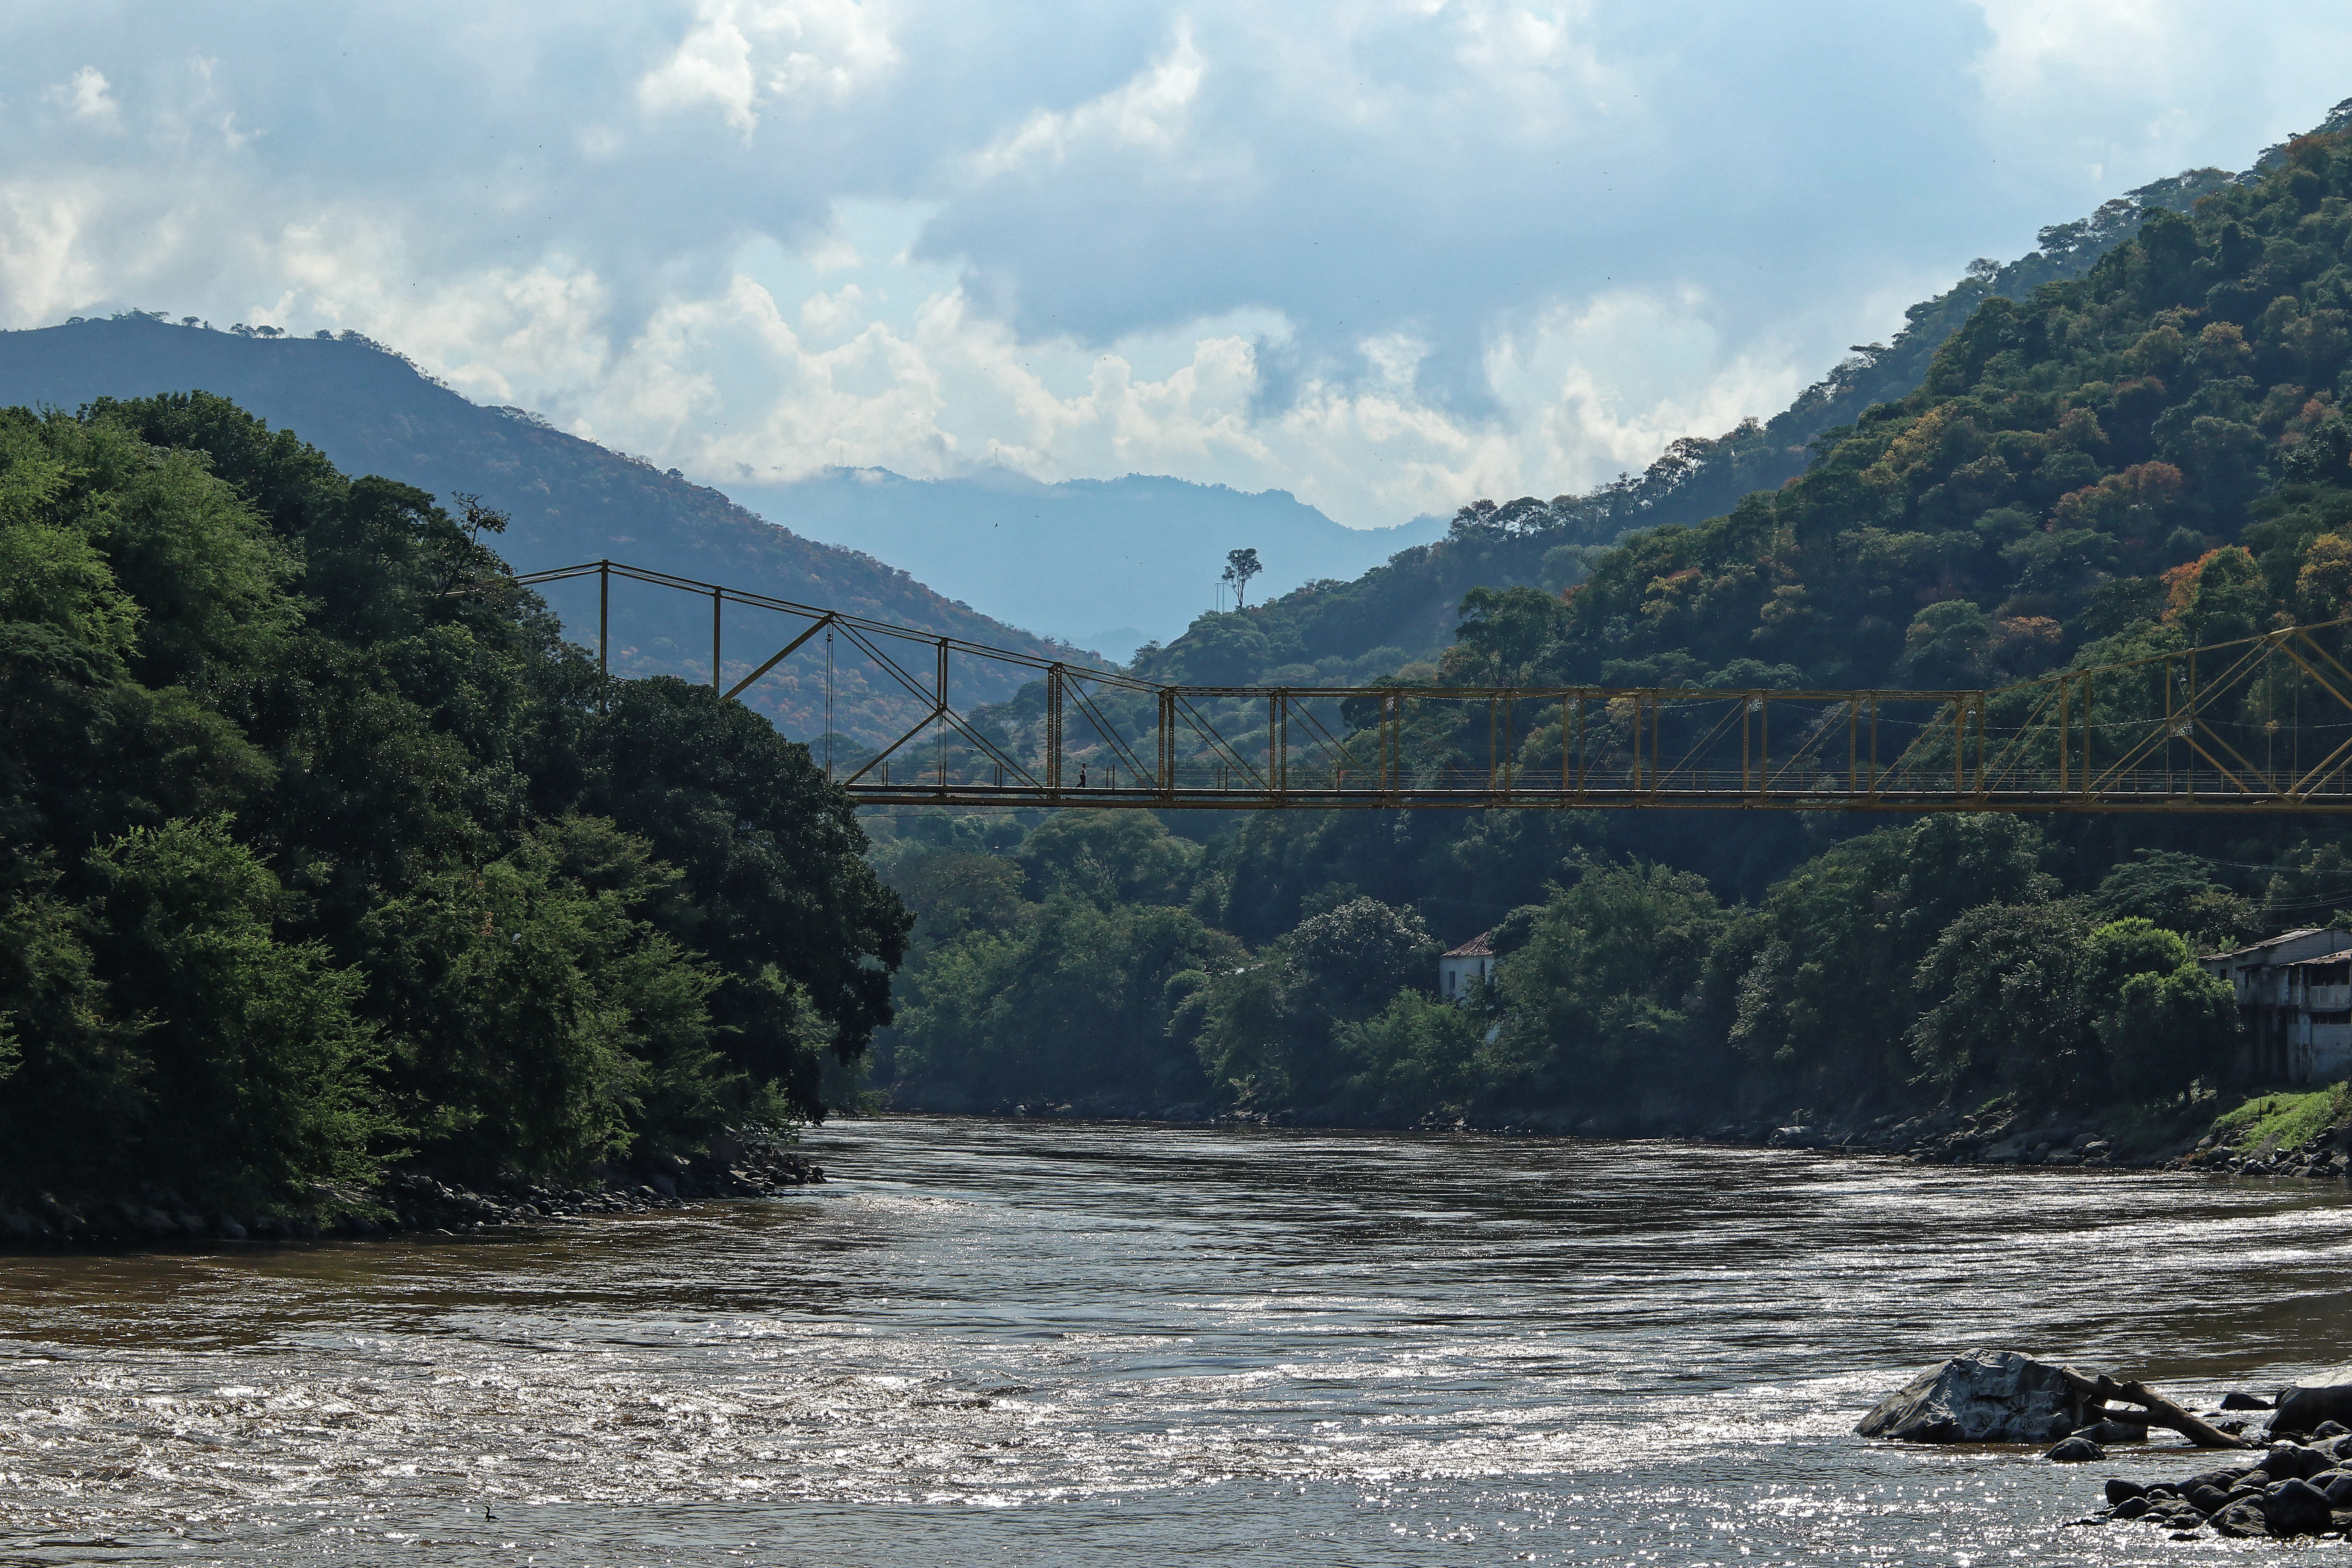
[723,613,833,702]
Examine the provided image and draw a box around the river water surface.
[5,1118,2352,1565]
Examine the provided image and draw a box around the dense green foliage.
[0,396,906,1210]
[1497,137,2352,695]
[878,115,2352,1134]
[875,806,2267,1128]
[880,815,1236,1110]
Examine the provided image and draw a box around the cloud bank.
[1,1,2348,525]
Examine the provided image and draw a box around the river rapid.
[4,1119,2351,1566]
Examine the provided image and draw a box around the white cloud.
[637,0,902,134]
[1,1,2350,532]
[1965,0,2352,189]
[799,282,865,338]
[43,65,116,123]
[0,185,100,324]
[972,23,1205,177]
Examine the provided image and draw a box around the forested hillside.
[1131,165,2239,691]
[875,110,2352,1145]
[0,319,1081,745]
[0,396,906,1218]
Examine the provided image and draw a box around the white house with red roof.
[1439,933,1495,1001]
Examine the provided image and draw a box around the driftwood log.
[2059,1370,2252,1450]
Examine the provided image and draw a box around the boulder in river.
[2184,1482,2232,1513]
[2273,1364,2352,1434]
[2260,1477,2334,1535]
[2073,1417,2149,1445]
[2212,1498,2269,1537]
[2046,1436,2105,1462]
[2257,1441,2334,1481]
[1855,1349,2091,1443]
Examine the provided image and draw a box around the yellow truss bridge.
[521,561,2352,815]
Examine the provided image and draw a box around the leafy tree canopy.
[0,396,906,1206]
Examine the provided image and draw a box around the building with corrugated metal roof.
[2198,928,2352,1082]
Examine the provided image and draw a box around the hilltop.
[0,317,1078,741]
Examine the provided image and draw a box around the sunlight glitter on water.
[2,1118,2350,1563]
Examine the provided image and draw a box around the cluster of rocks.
[1860,1349,2352,1543]
[2170,1132,2350,1180]
[924,1092,2352,1181]
[1709,1108,2133,1167]
[1715,1103,2352,1180]
[0,1142,825,1249]
[2080,1434,2352,1540]
[382,1146,824,1234]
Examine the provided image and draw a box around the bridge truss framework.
[519,560,2352,815]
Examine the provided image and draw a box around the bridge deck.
[844,782,2352,813]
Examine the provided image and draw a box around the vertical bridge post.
[1374,691,1392,799]
[2083,670,2094,800]
[1046,666,1064,794]
[1272,692,1285,800]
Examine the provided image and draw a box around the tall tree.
[1222,547,1263,609]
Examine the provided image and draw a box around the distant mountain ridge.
[727,468,1445,658]
[0,316,1089,741]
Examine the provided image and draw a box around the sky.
[1,3,2349,529]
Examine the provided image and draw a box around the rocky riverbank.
[1712,1107,2146,1167]
[0,1140,826,1249]
[936,1085,2352,1184]
[1708,1091,2352,1180]
[1858,1349,2352,1542]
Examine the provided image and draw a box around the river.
[4,1117,2350,1564]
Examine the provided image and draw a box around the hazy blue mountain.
[0,315,1094,740]
[729,468,1446,658]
